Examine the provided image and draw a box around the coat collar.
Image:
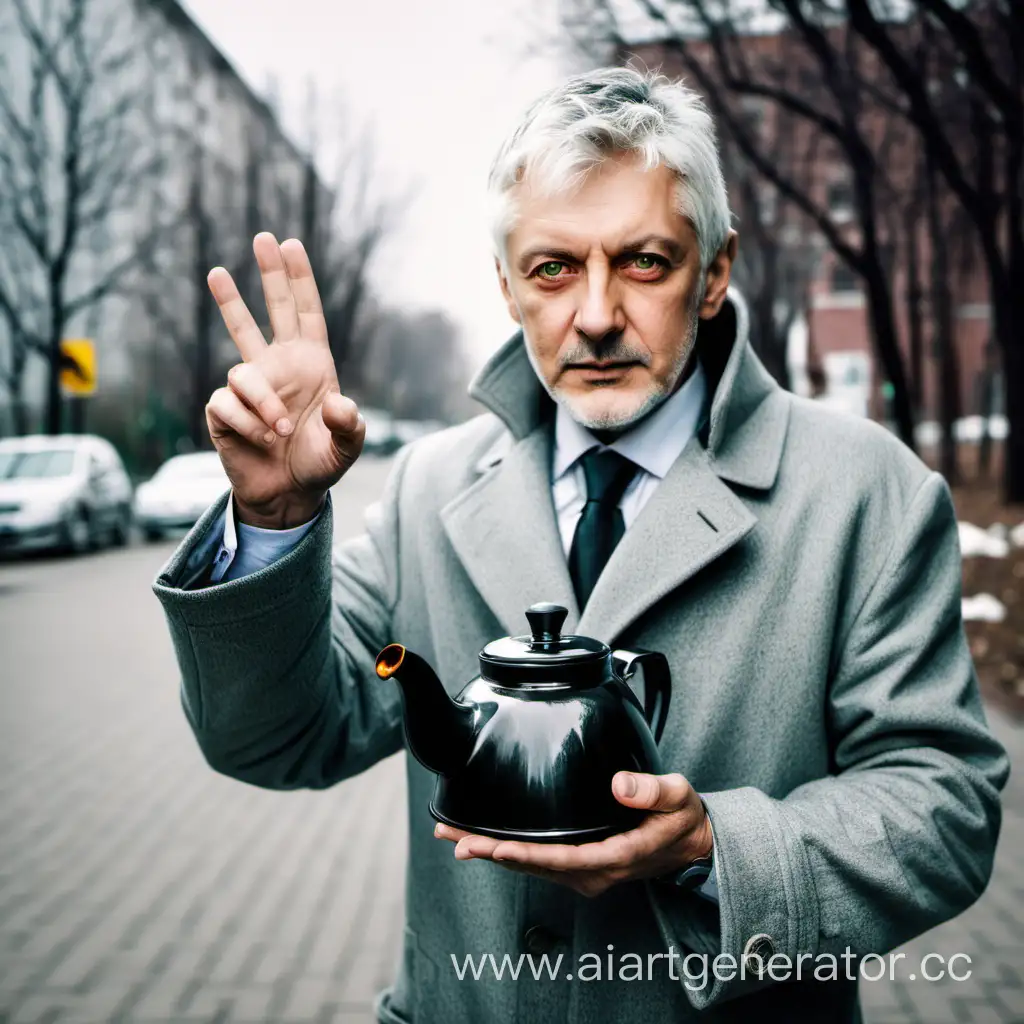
[467,287,789,491]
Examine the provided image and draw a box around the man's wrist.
[657,799,715,890]
[233,492,326,530]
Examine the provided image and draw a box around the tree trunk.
[935,318,960,485]
[190,269,214,451]
[188,147,215,451]
[4,330,31,436]
[977,342,996,479]
[862,266,915,449]
[996,294,1024,503]
[11,396,29,436]
[751,287,791,391]
[903,212,925,415]
[987,175,1024,501]
[46,329,63,435]
[68,396,87,434]
[927,150,959,485]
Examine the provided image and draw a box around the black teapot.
[375,602,670,844]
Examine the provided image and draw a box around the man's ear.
[699,230,738,319]
[495,256,522,325]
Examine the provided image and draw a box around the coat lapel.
[576,437,756,642]
[440,422,580,638]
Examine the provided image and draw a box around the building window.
[827,177,855,220]
[757,184,777,225]
[832,263,860,294]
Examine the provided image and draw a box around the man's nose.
[574,269,625,343]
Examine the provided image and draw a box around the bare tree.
[716,96,819,390]
[557,0,921,446]
[843,0,1024,498]
[137,103,280,450]
[0,231,40,434]
[0,0,165,435]
[298,86,414,393]
[134,74,409,449]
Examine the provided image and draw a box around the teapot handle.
[611,649,671,744]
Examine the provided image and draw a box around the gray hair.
[488,65,732,272]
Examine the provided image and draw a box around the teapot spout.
[376,644,476,777]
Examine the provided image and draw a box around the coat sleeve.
[646,470,1010,1010]
[151,447,414,789]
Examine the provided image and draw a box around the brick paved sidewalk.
[0,467,409,1024]
[861,706,1024,1024]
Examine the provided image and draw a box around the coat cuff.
[152,492,334,628]
[647,786,819,1009]
[151,493,336,735]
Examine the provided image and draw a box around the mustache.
[559,339,651,368]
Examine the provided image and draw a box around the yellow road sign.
[60,339,96,396]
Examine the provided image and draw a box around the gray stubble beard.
[531,281,706,433]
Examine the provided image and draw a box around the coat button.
[523,925,559,955]
[742,933,776,976]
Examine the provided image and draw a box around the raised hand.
[205,232,365,528]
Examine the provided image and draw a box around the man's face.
[496,152,735,432]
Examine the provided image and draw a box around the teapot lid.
[479,603,609,685]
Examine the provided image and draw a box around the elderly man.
[153,67,1008,1023]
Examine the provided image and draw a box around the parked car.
[134,452,230,541]
[0,434,133,556]
[359,407,403,457]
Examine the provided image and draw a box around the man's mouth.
[569,360,638,370]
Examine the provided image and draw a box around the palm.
[216,340,343,506]
[206,234,364,523]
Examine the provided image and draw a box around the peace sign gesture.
[205,232,365,529]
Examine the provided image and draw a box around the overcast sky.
[180,0,572,369]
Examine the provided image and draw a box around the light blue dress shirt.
[205,360,719,902]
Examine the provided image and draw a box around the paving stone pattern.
[0,456,1021,1023]
[859,708,1024,1024]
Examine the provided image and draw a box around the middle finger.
[280,238,329,343]
[253,232,300,342]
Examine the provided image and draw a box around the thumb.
[612,771,691,812]
[321,391,364,446]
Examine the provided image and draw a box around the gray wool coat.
[153,291,1009,1024]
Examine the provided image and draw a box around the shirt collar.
[552,359,708,482]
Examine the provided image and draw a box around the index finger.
[207,267,267,362]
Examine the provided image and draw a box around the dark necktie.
[568,448,638,610]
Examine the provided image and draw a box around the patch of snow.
[959,521,1010,558]
[914,415,1007,444]
[962,593,1007,623]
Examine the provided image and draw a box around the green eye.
[539,261,563,277]
[634,255,655,269]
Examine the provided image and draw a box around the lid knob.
[525,602,568,644]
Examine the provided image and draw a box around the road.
[0,456,406,1024]
[0,452,1021,1024]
